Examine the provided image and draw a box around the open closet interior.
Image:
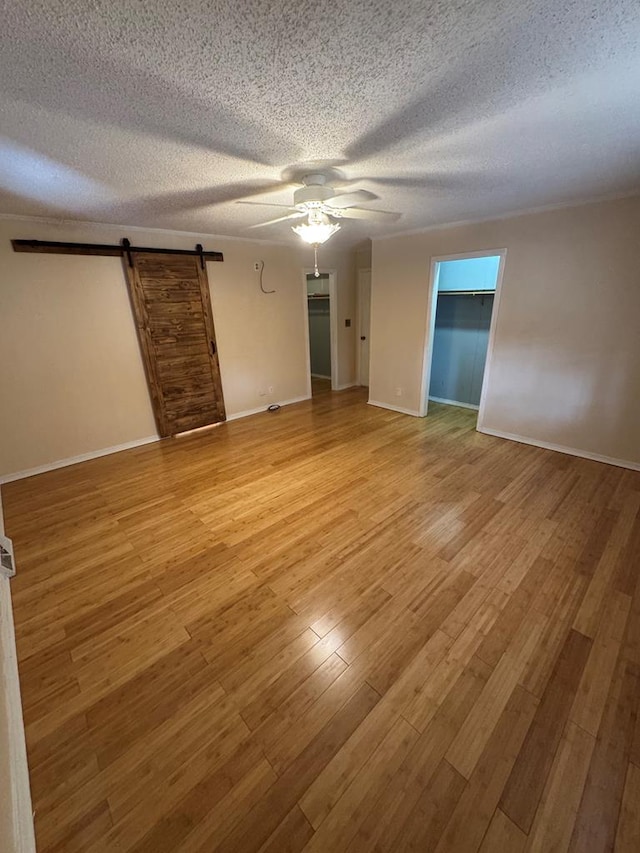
[307,273,331,385]
[428,255,501,410]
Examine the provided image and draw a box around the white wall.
[0,217,356,479]
[370,195,640,467]
[0,491,36,853]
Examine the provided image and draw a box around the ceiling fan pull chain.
[314,245,320,278]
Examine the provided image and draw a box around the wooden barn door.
[124,252,226,437]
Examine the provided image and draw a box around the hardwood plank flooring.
[3,388,640,852]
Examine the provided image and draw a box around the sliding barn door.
[124,252,226,437]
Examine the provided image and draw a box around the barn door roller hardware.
[11,238,224,263]
[122,237,134,268]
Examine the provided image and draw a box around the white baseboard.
[0,494,37,852]
[334,383,358,391]
[429,396,479,411]
[368,400,422,417]
[478,427,640,472]
[311,373,331,380]
[0,396,316,481]
[0,435,160,484]
[226,395,311,422]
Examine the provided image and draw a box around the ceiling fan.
[241,173,401,243]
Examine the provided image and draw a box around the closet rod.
[438,290,495,296]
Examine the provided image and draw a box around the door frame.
[356,268,371,387]
[302,268,338,393]
[419,248,507,423]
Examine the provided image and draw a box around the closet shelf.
[307,294,330,300]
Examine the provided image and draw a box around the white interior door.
[358,270,371,386]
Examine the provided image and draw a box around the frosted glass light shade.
[292,212,340,244]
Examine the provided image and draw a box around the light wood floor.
[311,376,332,396]
[4,389,640,852]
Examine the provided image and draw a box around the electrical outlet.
[395,387,403,397]
[268,385,274,394]
[254,261,261,272]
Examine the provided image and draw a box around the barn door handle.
[210,340,216,356]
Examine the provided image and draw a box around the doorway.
[357,268,371,387]
[421,250,506,422]
[304,270,337,396]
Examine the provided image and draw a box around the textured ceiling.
[1,0,640,248]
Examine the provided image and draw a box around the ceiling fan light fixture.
[292,211,340,245]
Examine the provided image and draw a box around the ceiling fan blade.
[247,212,307,229]
[337,207,401,221]
[237,201,296,209]
[325,189,378,208]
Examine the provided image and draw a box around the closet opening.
[421,251,506,423]
[303,270,337,396]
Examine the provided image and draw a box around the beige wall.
[0,217,356,479]
[371,195,640,466]
[355,240,372,271]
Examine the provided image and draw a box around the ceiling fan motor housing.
[245,171,398,229]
